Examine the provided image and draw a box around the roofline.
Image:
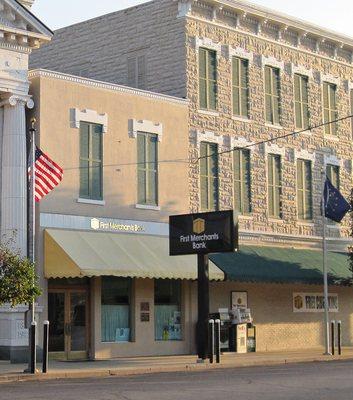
[28,69,189,105]
[187,0,353,48]
[12,0,54,37]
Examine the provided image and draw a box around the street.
[1,360,353,400]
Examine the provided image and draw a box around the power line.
[62,114,353,171]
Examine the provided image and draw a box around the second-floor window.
[294,74,309,130]
[232,57,249,118]
[137,132,158,206]
[297,159,313,221]
[323,82,338,135]
[199,48,217,110]
[234,148,251,214]
[127,54,146,89]
[326,164,340,189]
[268,154,282,218]
[79,122,103,201]
[265,66,280,125]
[200,142,219,211]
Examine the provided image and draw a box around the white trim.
[264,123,283,130]
[320,73,341,86]
[128,119,163,141]
[70,108,108,132]
[77,198,106,206]
[265,143,286,156]
[135,204,161,211]
[230,136,254,149]
[227,45,253,63]
[198,109,220,117]
[193,36,222,59]
[294,149,316,162]
[261,55,284,70]
[324,154,340,167]
[191,129,226,147]
[232,116,252,123]
[291,64,314,79]
[28,69,189,106]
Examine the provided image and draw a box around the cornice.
[28,69,189,106]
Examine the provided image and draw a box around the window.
[137,132,158,206]
[127,54,146,89]
[79,122,103,201]
[323,82,338,135]
[155,280,182,341]
[326,164,340,189]
[199,48,217,110]
[297,159,313,220]
[293,293,338,313]
[294,74,309,129]
[232,57,249,118]
[234,149,251,214]
[268,154,282,218]
[200,142,219,211]
[101,277,132,342]
[264,66,281,125]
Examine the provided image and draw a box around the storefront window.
[155,280,182,341]
[101,277,131,342]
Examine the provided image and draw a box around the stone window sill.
[297,220,315,227]
[238,214,253,220]
[265,123,283,130]
[268,217,283,223]
[324,134,339,141]
[77,198,106,206]
[135,204,161,211]
[232,116,252,123]
[198,109,219,117]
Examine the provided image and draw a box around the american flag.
[30,147,63,202]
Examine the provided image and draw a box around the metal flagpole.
[322,169,331,355]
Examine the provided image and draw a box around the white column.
[1,95,34,256]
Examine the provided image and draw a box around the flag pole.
[322,169,331,355]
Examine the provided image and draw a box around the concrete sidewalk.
[1,348,353,384]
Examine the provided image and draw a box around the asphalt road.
[1,360,353,400]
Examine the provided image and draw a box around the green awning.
[210,246,352,286]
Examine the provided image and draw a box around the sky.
[31,0,353,38]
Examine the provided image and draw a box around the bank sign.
[169,210,236,256]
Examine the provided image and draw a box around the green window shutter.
[268,154,281,218]
[297,159,312,220]
[242,149,251,213]
[297,159,304,219]
[199,48,207,109]
[294,74,309,129]
[208,50,217,110]
[232,58,240,116]
[200,142,219,211]
[272,68,280,125]
[265,66,280,124]
[304,161,313,220]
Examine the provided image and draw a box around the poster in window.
[231,291,248,309]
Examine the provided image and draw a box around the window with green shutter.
[294,74,309,130]
[200,142,219,211]
[199,48,217,110]
[234,149,251,214]
[137,132,158,206]
[264,66,281,125]
[323,82,338,135]
[326,164,340,189]
[268,154,282,218]
[79,122,103,200]
[232,57,249,118]
[297,159,313,220]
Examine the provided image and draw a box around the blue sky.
[32,0,353,37]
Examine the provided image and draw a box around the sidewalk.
[1,348,353,384]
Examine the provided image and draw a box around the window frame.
[326,164,340,190]
[294,73,309,130]
[79,121,103,201]
[200,141,219,212]
[267,153,282,219]
[296,159,313,221]
[233,148,252,215]
[232,56,249,118]
[322,82,338,135]
[264,65,281,126]
[199,47,218,111]
[137,131,159,207]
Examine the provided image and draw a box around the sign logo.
[91,218,100,230]
[193,218,205,234]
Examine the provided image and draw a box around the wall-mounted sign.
[231,291,248,309]
[90,218,145,233]
[169,210,236,256]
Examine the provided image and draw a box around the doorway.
[48,288,90,360]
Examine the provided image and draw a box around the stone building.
[0,0,52,362]
[29,0,353,353]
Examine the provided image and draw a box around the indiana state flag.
[324,177,351,223]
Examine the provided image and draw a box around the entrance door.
[48,289,89,360]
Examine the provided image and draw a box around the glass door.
[48,289,89,360]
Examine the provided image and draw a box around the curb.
[1,355,352,384]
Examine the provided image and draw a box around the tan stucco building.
[28,0,353,358]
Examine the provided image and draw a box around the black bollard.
[331,321,335,356]
[215,319,221,364]
[30,321,37,374]
[208,319,215,364]
[42,321,49,373]
[337,320,342,356]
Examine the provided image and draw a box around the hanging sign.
[169,210,237,256]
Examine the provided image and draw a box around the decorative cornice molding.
[261,55,285,70]
[28,69,189,106]
[191,129,226,147]
[128,119,163,141]
[193,36,223,58]
[291,64,314,79]
[226,45,253,62]
[70,108,108,132]
[320,72,341,86]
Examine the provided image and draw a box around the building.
[0,0,52,362]
[29,0,353,353]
